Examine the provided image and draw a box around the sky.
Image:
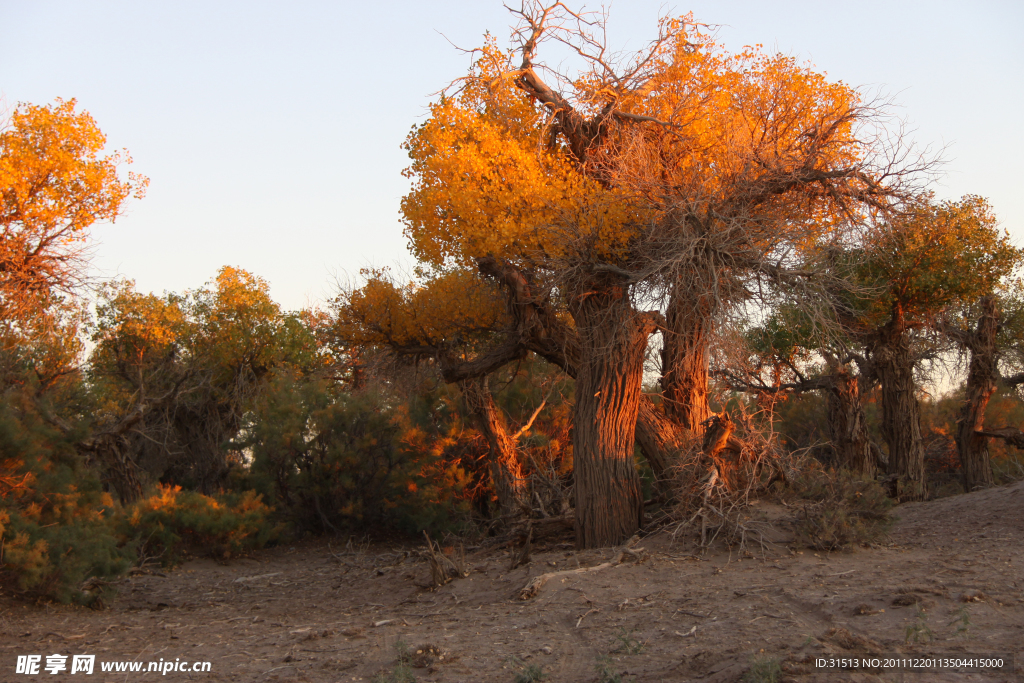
[2,1,1022,312]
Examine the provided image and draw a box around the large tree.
[394,3,916,546]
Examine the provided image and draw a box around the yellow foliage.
[0,98,148,321]
[402,23,865,270]
[859,195,1021,328]
[336,267,508,349]
[402,42,638,266]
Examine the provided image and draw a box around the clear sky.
[2,1,1021,311]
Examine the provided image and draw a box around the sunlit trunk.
[569,279,651,548]
[660,294,713,434]
[460,378,528,517]
[635,395,694,482]
[957,295,998,491]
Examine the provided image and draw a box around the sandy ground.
[2,481,1022,682]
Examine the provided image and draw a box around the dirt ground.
[2,481,1022,683]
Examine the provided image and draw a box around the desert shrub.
[121,484,278,564]
[787,468,894,550]
[743,655,781,683]
[0,389,129,604]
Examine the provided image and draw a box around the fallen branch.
[518,544,645,600]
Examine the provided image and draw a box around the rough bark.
[460,377,529,517]
[825,363,877,478]
[701,412,744,489]
[635,396,693,481]
[661,294,713,434]
[568,277,655,548]
[478,257,689,484]
[956,295,999,491]
[873,322,926,501]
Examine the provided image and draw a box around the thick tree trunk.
[874,329,926,501]
[635,396,694,481]
[661,294,713,433]
[825,363,877,477]
[957,295,999,491]
[569,279,653,548]
[476,257,693,482]
[460,378,529,517]
[100,441,143,504]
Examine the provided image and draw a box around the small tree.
[88,268,310,500]
[334,268,536,517]
[856,196,1020,499]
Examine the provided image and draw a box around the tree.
[334,268,535,517]
[856,196,1019,499]
[720,311,881,478]
[942,283,1024,491]
[88,267,308,500]
[398,3,916,546]
[0,99,147,324]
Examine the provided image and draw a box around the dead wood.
[509,525,533,571]
[422,532,468,587]
[518,540,646,599]
[977,427,1024,450]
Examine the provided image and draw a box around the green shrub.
[121,484,278,563]
[743,655,781,683]
[0,390,129,604]
[243,372,473,536]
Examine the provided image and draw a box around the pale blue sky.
[2,1,1021,310]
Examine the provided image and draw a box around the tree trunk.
[874,330,926,501]
[957,295,999,491]
[569,278,653,548]
[635,395,694,481]
[100,440,143,504]
[460,377,529,517]
[825,363,877,477]
[476,257,693,482]
[660,294,713,433]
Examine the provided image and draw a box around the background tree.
[719,310,881,478]
[855,196,1019,499]
[0,98,146,326]
[88,267,311,500]
[942,282,1024,490]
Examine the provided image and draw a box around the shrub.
[788,468,894,550]
[743,655,781,683]
[121,484,278,564]
[0,389,129,604]
[243,371,474,536]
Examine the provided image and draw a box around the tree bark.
[957,295,999,491]
[873,322,927,501]
[568,277,654,548]
[460,377,529,517]
[660,294,713,434]
[478,257,689,485]
[825,363,877,478]
[635,396,693,481]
